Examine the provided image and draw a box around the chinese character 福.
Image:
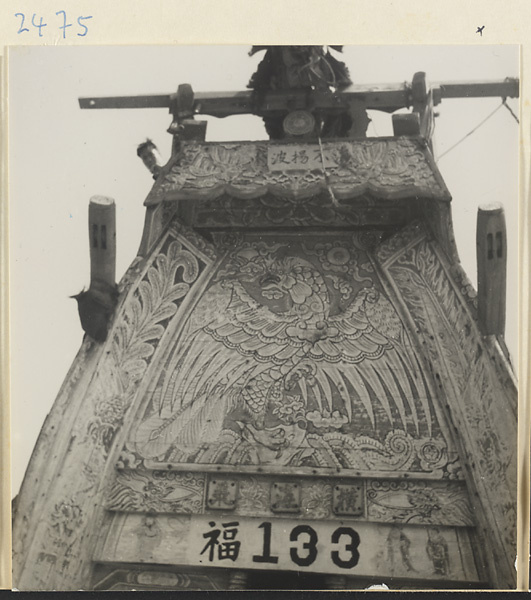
[200,521,241,562]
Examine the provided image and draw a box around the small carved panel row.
[172,193,417,230]
[208,478,364,517]
[106,469,475,527]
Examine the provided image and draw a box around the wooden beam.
[437,78,519,101]
[79,95,171,109]
[78,78,519,116]
[78,88,410,114]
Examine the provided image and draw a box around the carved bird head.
[259,256,326,307]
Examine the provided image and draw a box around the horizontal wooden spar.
[438,78,519,100]
[78,78,519,117]
[79,94,171,109]
[78,88,409,114]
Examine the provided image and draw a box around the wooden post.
[477,203,507,336]
[167,84,208,154]
[89,196,116,289]
[393,72,435,151]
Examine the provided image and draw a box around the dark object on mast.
[248,46,352,91]
[72,196,118,342]
[248,46,354,140]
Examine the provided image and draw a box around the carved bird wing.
[303,286,432,436]
[133,280,305,460]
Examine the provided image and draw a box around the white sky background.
[8,45,519,496]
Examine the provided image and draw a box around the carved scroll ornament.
[375,221,517,587]
[13,231,213,590]
[145,139,450,206]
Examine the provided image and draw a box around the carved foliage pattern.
[106,471,205,514]
[145,139,449,205]
[193,193,409,229]
[366,480,475,526]
[378,225,517,560]
[87,240,202,452]
[21,235,208,589]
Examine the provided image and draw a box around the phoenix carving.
[132,240,434,468]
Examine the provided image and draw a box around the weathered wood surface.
[476,204,507,336]
[144,139,451,206]
[12,222,218,590]
[94,513,480,583]
[12,216,516,589]
[376,221,517,588]
[89,196,116,288]
[125,231,460,479]
[12,133,516,590]
[78,78,519,115]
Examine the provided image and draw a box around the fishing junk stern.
[12,47,518,590]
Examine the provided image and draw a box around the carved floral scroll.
[145,139,450,206]
[13,227,216,590]
[375,221,517,587]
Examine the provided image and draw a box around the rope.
[300,53,337,88]
[317,134,339,206]
[436,100,512,162]
[502,98,520,124]
[369,116,379,137]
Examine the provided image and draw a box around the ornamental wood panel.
[374,221,517,588]
[12,222,218,590]
[124,229,461,479]
[94,513,481,583]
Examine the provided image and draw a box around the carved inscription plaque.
[96,513,480,582]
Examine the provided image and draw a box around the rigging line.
[502,98,520,124]
[436,101,504,163]
[317,134,339,206]
[369,114,379,137]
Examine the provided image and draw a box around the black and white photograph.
[8,45,519,590]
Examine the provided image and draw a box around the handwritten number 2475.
[15,12,92,37]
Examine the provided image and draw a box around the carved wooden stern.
[13,51,518,591]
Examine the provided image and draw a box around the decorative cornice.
[145,138,451,206]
